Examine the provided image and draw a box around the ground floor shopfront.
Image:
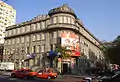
[14,54,80,74]
[57,57,78,74]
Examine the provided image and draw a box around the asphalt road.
[0,75,57,82]
[0,71,98,82]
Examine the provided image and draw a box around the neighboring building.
[3,4,104,73]
[0,1,16,44]
[0,44,3,62]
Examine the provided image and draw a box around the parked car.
[11,67,38,79]
[96,70,115,77]
[36,69,57,79]
[99,73,120,82]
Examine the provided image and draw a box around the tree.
[105,35,120,65]
[54,46,72,62]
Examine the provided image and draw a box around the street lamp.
[20,48,25,68]
[56,52,62,74]
[57,52,61,56]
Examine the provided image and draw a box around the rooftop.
[48,4,77,18]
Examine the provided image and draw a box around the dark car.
[96,70,115,77]
[99,73,120,82]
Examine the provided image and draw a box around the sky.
[6,0,120,41]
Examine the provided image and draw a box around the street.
[0,73,80,82]
[0,74,54,82]
[0,71,99,82]
[0,74,98,82]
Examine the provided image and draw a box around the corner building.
[3,5,104,74]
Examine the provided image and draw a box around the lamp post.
[20,48,24,68]
[57,52,61,56]
[56,52,62,74]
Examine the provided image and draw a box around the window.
[8,39,11,45]
[21,27,25,33]
[9,30,12,35]
[26,25,30,32]
[32,46,36,53]
[5,40,7,45]
[68,17,71,23]
[32,34,36,41]
[31,24,36,31]
[4,23,7,25]
[46,20,50,26]
[21,37,24,43]
[53,31,57,38]
[13,29,16,35]
[59,16,63,23]
[5,31,8,36]
[41,33,45,40]
[41,45,44,52]
[71,18,74,24]
[33,46,36,53]
[50,44,53,50]
[36,23,40,30]
[36,45,40,53]
[63,16,67,23]
[51,17,53,24]
[16,38,20,44]
[12,39,15,44]
[53,17,57,23]
[17,28,20,34]
[36,34,40,40]
[26,36,29,42]
[41,22,45,29]
[26,47,29,53]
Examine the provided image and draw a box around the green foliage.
[105,35,120,65]
[54,46,72,61]
[81,52,85,56]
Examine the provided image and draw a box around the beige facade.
[3,5,104,71]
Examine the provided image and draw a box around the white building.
[0,1,16,44]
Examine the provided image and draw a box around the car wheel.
[53,75,57,79]
[47,76,51,79]
[11,74,15,78]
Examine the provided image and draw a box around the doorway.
[63,63,68,73]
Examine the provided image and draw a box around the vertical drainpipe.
[57,30,62,74]
[77,25,81,75]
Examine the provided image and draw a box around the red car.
[37,69,57,79]
[11,67,38,79]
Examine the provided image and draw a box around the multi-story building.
[3,4,104,73]
[0,1,16,44]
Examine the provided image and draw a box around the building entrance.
[63,63,68,73]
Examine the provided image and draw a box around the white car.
[80,77,92,82]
